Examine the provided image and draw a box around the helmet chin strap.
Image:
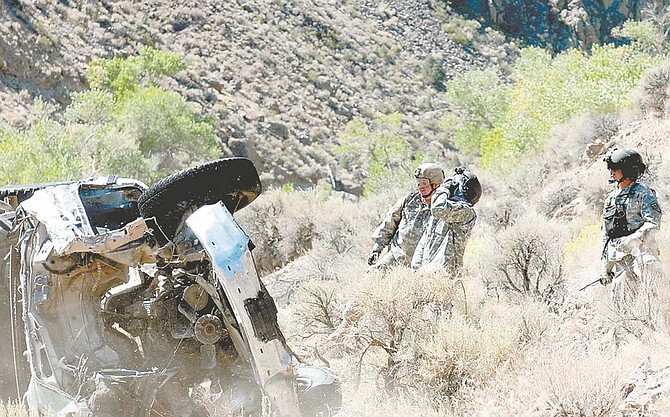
[421,184,437,200]
[609,177,634,185]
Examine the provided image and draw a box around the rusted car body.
[0,158,340,416]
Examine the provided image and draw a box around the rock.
[584,139,606,160]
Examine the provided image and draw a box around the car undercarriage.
[0,158,341,416]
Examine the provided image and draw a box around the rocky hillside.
[0,0,655,192]
[1,0,515,193]
[454,0,650,50]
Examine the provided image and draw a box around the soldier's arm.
[629,189,661,238]
[640,189,662,227]
[371,195,406,247]
[430,189,476,223]
[618,188,661,253]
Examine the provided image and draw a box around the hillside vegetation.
[3,0,670,416]
[0,0,515,193]
[232,21,670,414]
[236,112,670,416]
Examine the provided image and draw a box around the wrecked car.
[0,157,341,416]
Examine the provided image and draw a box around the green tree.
[0,46,220,185]
[111,86,218,182]
[0,118,81,184]
[87,47,186,97]
[335,112,413,196]
[80,46,219,182]
[444,44,661,170]
[612,20,666,55]
[443,68,510,156]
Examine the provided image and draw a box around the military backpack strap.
[604,185,637,240]
[403,190,420,209]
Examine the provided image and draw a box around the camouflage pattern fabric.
[370,191,431,269]
[411,184,477,272]
[602,182,663,310]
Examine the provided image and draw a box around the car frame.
[0,157,341,416]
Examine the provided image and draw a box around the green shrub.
[441,15,481,46]
[443,68,510,158]
[87,46,186,97]
[445,45,661,170]
[0,119,82,184]
[113,86,219,182]
[422,55,446,90]
[65,89,116,125]
[0,47,218,185]
[612,20,666,55]
[334,113,414,196]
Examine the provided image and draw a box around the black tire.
[138,158,262,242]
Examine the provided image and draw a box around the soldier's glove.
[599,270,613,286]
[367,251,380,266]
[599,260,615,285]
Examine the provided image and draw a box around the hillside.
[3,0,670,415]
[0,0,519,193]
[233,112,670,417]
[0,0,656,192]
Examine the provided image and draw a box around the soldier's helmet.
[604,148,646,180]
[448,167,482,205]
[414,163,444,185]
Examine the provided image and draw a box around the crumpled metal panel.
[20,183,94,253]
[25,375,90,417]
[185,202,302,417]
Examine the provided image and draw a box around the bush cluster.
[445,43,663,171]
[0,47,219,185]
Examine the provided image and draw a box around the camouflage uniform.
[369,191,431,270]
[411,184,477,272]
[602,182,663,309]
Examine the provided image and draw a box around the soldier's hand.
[599,269,613,285]
[367,251,380,266]
[619,235,642,254]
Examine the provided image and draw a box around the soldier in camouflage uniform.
[411,167,480,273]
[367,163,444,270]
[600,148,663,310]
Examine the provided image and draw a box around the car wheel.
[138,158,262,242]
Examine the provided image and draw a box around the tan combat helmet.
[414,163,445,185]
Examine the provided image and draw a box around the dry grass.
[0,400,28,417]
[631,65,670,118]
[461,344,625,416]
[10,125,670,416]
[259,122,670,416]
[237,185,385,275]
